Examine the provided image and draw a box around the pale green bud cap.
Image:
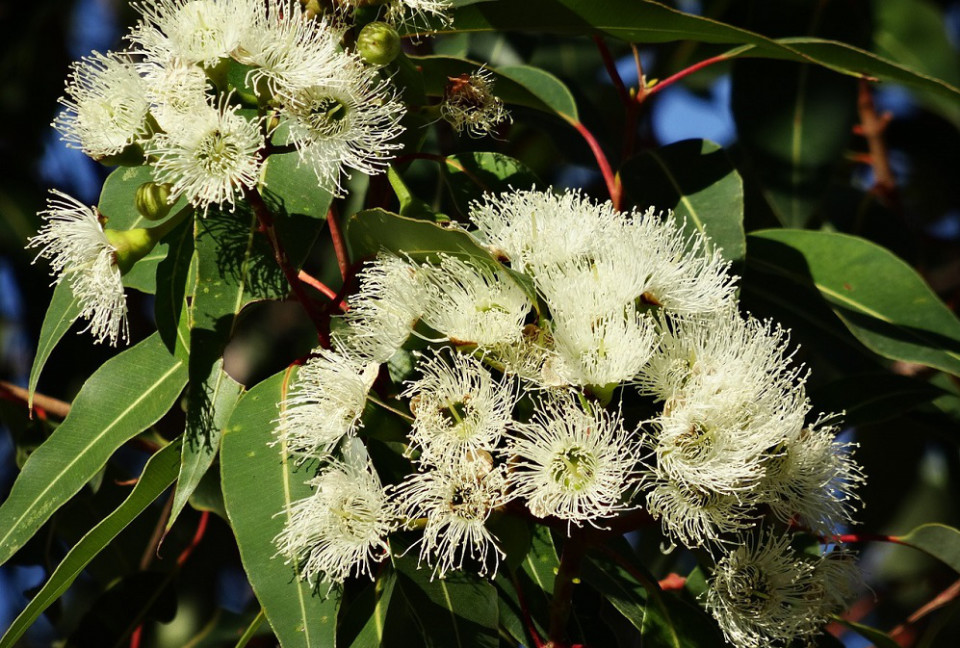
[357,22,401,67]
[135,182,173,221]
[105,227,157,274]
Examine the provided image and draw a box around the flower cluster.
[33,0,423,344]
[275,187,865,648]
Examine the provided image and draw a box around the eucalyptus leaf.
[620,139,745,261]
[27,280,80,408]
[0,441,182,648]
[0,333,187,566]
[221,368,340,648]
[748,230,960,377]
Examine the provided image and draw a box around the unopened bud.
[135,182,173,221]
[105,228,156,274]
[357,21,401,67]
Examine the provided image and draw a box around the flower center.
[195,128,241,173]
[307,95,350,137]
[550,445,598,492]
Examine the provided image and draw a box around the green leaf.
[169,362,242,531]
[0,440,182,648]
[620,139,745,261]
[412,56,578,120]
[731,2,860,227]
[443,152,540,217]
[346,208,537,305]
[835,620,900,648]
[521,524,558,597]
[221,368,339,648]
[262,152,333,220]
[747,230,960,377]
[340,569,397,648]
[387,166,443,221]
[443,1,960,104]
[0,333,187,566]
[809,374,948,427]
[99,165,190,294]
[896,523,960,573]
[154,217,195,359]
[28,280,80,408]
[874,0,960,126]
[393,553,499,648]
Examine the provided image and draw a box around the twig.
[511,572,545,648]
[640,53,731,102]
[889,578,960,644]
[140,491,174,571]
[855,79,900,210]
[327,204,351,280]
[565,117,621,210]
[244,187,330,348]
[0,380,71,419]
[593,36,642,166]
[297,269,348,312]
[177,511,210,567]
[593,36,631,108]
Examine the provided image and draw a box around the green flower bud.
[105,227,157,274]
[135,182,174,221]
[357,22,401,67]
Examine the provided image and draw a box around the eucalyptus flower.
[276,442,396,584]
[28,191,128,346]
[507,396,642,526]
[145,95,264,212]
[54,51,150,159]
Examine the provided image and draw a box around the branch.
[297,270,348,312]
[327,204,351,280]
[565,117,622,210]
[855,79,900,209]
[244,187,330,348]
[0,380,71,419]
[640,53,731,102]
[890,577,960,644]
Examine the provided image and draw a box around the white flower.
[130,0,258,66]
[467,189,618,272]
[53,51,150,159]
[145,95,264,212]
[638,312,806,413]
[418,255,532,348]
[334,253,426,363]
[760,416,864,535]
[507,396,642,526]
[441,69,511,138]
[276,348,379,460]
[622,209,736,314]
[544,308,658,388]
[705,529,858,648]
[277,52,405,195]
[644,478,757,548]
[394,459,509,578]
[27,191,128,346]
[275,441,395,584]
[139,60,212,132]
[338,0,452,30]
[234,1,344,99]
[404,350,515,464]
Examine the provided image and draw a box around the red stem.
[566,118,621,210]
[177,511,210,567]
[244,187,330,348]
[512,572,545,648]
[327,204,350,280]
[831,533,902,545]
[593,35,631,108]
[298,270,348,312]
[641,53,730,101]
[129,626,142,648]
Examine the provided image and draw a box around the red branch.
[298,270,348,312]
[641,53,730,101]
[327,205,351,280]
[245,187,330,348]
[593,35,631,108]
[177,511,210,567]
[567,118,621,210]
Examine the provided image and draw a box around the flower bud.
[105,227,157,274]
[357,22,401,67]
[135,182,173,221]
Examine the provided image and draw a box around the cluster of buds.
[275,187,865,648]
